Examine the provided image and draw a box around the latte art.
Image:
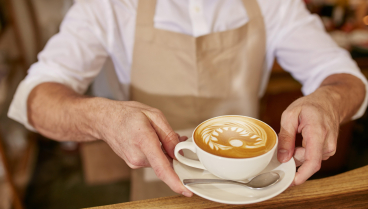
[194,116,276,158]
[199,121,268,151]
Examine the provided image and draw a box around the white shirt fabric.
[8,0,368,131]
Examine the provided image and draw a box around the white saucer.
[173,142,296,205]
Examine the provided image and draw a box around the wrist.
[78,96,111,140]
[313,86,344,124]
[318,73,366,124]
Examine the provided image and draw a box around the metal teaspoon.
[183,171,281,189]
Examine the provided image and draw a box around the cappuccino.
[194,115,276,158]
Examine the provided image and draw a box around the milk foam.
[198,120,267,151]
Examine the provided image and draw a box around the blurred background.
[1,0,368,208]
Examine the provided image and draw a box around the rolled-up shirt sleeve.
[8,1,108,131]
[273,0,368,120]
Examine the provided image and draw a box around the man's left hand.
[277,90,341,186]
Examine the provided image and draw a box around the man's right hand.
[27,83,192,197]
[93,100,193,197]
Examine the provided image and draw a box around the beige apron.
[129,0,266,201]
[131,0,265,131]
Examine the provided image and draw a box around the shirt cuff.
[7,77,70,132]
[301,70,368,120]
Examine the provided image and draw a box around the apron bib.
[131,0,266,132]
[130,0,266,200]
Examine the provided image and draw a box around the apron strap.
[136,0,157,26]
[241,0,263,20]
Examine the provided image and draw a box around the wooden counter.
[88,165,368,208]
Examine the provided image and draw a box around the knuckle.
[127,163,140,169]
[325,145,336,156]
[151,108,163,115]
[127,155,146,168]
[323,156,330,161]
[281,109,294,121]
[313,163,321,173]
[124,157,142,169]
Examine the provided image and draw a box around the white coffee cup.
[174,116,278,181]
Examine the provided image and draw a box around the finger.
[161,143,182,158]
[322,154,330,161]
[175,134,187,155]
[141,132,192,197]
[123,142,151,168]
[179,135,188,142]
[163,152,174,167]
[176,133,188,142]
[293,147,305,167]
[179,135,188,155]
[322,132,337,157]
[322,146,334,160]
[278,110,299,163]
[294,125,324,185]
[105,138,150,169]
[125,153,151,169]
[142,109,179,160]
[161,144,168,154]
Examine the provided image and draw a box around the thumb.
[278,111,298,163]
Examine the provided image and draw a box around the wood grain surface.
[88,165,368,209]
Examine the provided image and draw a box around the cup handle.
[174,141,206,170]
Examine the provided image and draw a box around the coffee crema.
[194,116,276,158]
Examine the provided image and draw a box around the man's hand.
[27,83,192,197]
[277,74,366,186]
[277,93,340,185]
[95,100,192,196]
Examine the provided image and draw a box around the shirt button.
[194,6,201,13]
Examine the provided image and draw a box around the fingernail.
[278,149,289,163]
[182,191,192,197]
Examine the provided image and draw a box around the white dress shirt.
[8,0,368,131]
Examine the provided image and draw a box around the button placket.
[189,0,208,37]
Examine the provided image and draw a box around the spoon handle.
[183,179,248,187]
